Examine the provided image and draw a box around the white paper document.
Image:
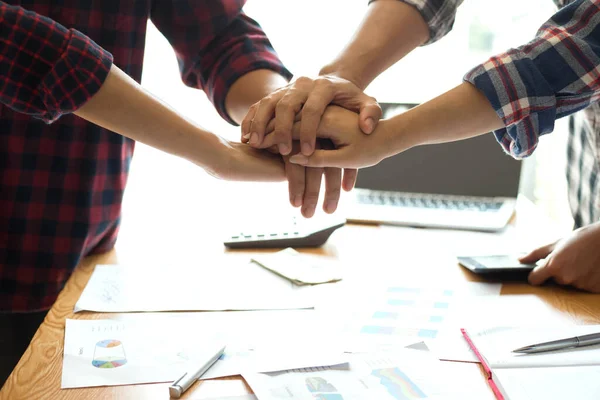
[492,366,600,400]
[243,350,474,400]
[428,295,568,363]
[75,262,318,313]
[62,313,347,389]
[319,281,501,353]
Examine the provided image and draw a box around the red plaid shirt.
[0,1,291,312]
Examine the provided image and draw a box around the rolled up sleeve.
[151,1,292,125]
[465,0,600,158]
[370,0,464,44]
[0,2,113,123]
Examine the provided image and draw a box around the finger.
[323,167,342,214]
[358,96,383,135]
[274,91,306,156]
[299,82,336,156]
[342,168,358,192]
[284,154,306,208]
[241,103,259,142]
[249,94,281,147]
[290,149,355,169]
[302,167,323,218]
[262,114,301,149]
[528,259,555,286]
[518,242,557,263]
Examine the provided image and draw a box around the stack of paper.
[465,325,600,400]
[243,349,492,400]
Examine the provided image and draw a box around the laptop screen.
[355,103,522,197]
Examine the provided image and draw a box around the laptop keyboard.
[357,192,504,212]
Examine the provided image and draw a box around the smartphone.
[457,255,537,275]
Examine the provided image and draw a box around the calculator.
[223,216,346,249]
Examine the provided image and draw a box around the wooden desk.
[3,219,600,400]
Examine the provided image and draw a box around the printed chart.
[92,339,127,368]
[332,282,500,352]
[370,367,426,400]
[244,352,444,400]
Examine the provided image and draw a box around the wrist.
[178,125,225,174]
[376,116,420,160]
[318,64,367,91]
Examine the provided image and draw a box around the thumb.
[357,96,382,135]
[289,149,352,169]
[528,259,554,286]
[518,242,556,264]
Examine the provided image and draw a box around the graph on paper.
[243,353,444,400]
[370,367,426,400]
[336,283,500,352]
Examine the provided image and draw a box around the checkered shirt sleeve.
[150,0,292,125]
[465,0,600,158]
[369,0,464,44]
[0,2,113,123]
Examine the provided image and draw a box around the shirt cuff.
[370,0,461,45]
[38,29,113,123]
[464,50,557,159]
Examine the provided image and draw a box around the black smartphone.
[457,255,537,275]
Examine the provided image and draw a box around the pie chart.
[92,339,127,368]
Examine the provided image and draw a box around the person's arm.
[0,2,284,181]
[150,2,347,217]
[149,0,293,124]
[320,0,441,90]
[242,0,463,155]
[281,83,500,168]
[290,0,600,168]
[75,64,285,181]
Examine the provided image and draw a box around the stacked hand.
[240,75,385,217]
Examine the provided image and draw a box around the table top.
[3,203,600,400]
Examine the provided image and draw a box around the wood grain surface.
[2,214,599,400]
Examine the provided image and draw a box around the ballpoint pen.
[169,344,226,398]
[512,332,600,354]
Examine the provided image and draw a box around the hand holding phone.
[457,255,537,276]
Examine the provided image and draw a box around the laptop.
[345,103,522,232]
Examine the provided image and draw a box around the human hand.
[281,106,407,169]
[241,76,382,156]
[206,140,286,181]
[210,140,350,216]
[520,222,600,293]
[281,141,357,218]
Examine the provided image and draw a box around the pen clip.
[171,372,187,387]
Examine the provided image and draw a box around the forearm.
[319,0,428,89]
[382,82,505,157]
[225,69,289,125]
[75,65,222,172]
